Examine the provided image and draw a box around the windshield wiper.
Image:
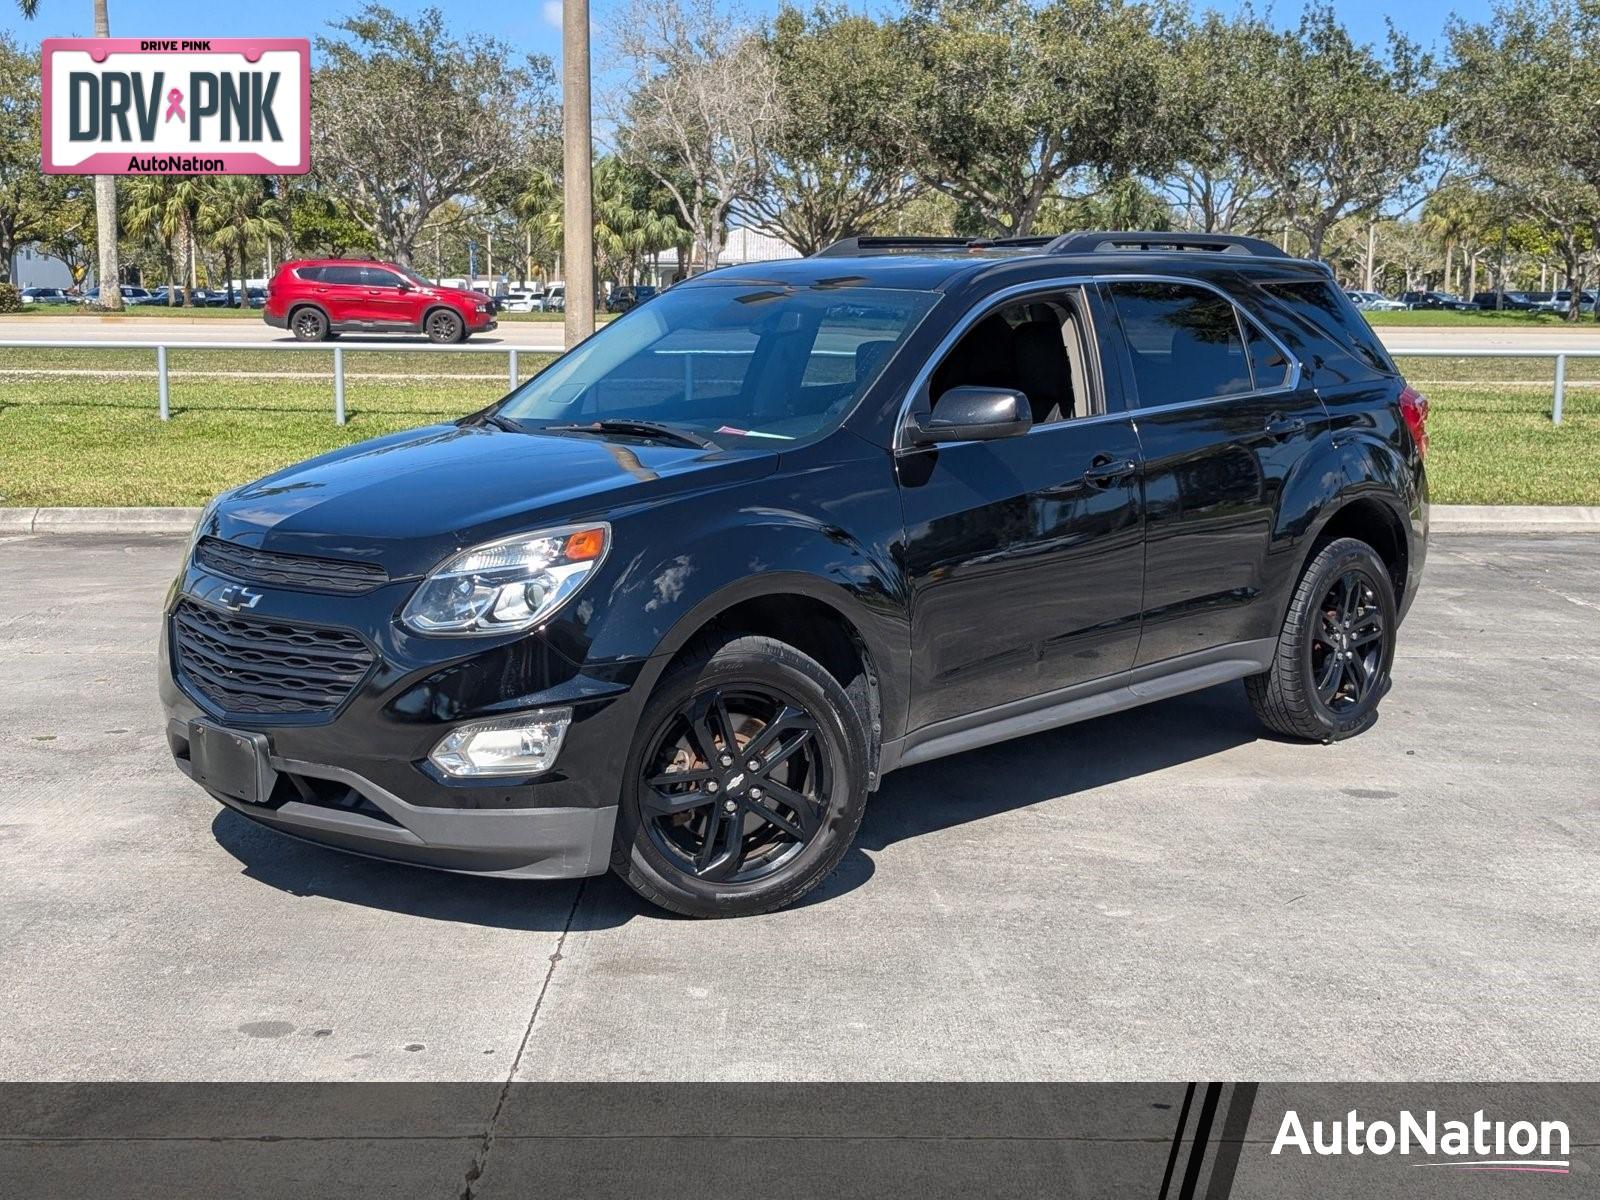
[543,419,722,450]
[478,412,523,432]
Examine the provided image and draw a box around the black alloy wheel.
[1310,569,1386,713]
[613,634,870,917]
[291,307,328,341]
[640,689,828,884]
[425,309,464,343]
[1247,536,1398,742]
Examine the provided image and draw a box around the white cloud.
[542,1,563,28]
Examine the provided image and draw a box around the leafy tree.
[745,6,920,254]
[312,5,556,266]
[894,0,1184,236]
[1238,5,1438,259]
[15,0,122,306]
[611,0,782,270]
[1160,11,1274,232]
[0,35,55,283]
[1447,0,1600,319]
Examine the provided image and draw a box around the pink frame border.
[41,37,311,175]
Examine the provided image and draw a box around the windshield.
[497,282,938,443]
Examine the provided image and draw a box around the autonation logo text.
[1272,1108,1572,1174]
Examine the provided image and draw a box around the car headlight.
[401,524,609,635]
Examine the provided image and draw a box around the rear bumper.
[263,308,288,329]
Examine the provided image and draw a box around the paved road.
[0,315,568,350]
[1,533,1597,1082]
[5,313,1600,354]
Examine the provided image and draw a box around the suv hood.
[209,424,777,579]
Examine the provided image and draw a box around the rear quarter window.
[1253,277,1397,383]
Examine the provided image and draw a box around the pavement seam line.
[458,878,587,1200]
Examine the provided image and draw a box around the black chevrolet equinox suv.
[161,231,1428,917]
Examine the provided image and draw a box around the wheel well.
[424,304,462,326]
[1313,498,1409,602]
[670,594,883,786]
[287,302,326,324]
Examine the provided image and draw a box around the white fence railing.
[0,339,536,425]
[0,340,1594,425]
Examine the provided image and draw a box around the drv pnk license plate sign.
[41,38,310,175]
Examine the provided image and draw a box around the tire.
[425,308,465,344]
[290,306,329,342]
[1247,537,1398,742]
[612,634,870,918]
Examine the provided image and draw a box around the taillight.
[1399,385,1428,457]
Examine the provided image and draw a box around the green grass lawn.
[0,348,1595,506]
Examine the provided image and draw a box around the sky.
[1,0,1497,64]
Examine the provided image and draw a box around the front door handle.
[1082,456,1138,487]
[1264,414,1307,438]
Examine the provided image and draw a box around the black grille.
[172,599,374,716]
[195,537,388,595]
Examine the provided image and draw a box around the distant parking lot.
[1,532,1597,1081]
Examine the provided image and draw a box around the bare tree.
[609,0,780,271]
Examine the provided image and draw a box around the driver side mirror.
[907,386,1032,446]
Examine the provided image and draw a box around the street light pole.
[562,0,595,346]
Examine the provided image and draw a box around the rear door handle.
[1082,457,1138,487]
[1264,415,1306,438]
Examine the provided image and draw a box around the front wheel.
[425,309,465,343]
[1247,537,1398,742]
[612,635,869,918]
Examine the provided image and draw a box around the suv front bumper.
[158,573,648,880]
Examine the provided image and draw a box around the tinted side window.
[1242,316,1291,390]
[1259,279,1395,378]
[322,266,367,286]
[294,266,324,282]
[363,268,404,288]
[1107,282,1251,406]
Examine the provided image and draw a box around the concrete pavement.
[0,533,1597,1081]
[5,312,1600,353]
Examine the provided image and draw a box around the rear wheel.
[425,308,465,343]
[612,635,869,918]
[290,306,329,341]
[1247,537,1397,742]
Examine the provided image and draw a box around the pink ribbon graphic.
[164,88,185,123]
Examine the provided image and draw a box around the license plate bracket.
[188,722,277,805]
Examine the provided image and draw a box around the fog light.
[428,708,572,778]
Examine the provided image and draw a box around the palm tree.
[17,0,122,311]
[119,176,180,301]
[201,177,286,304]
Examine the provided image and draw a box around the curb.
[4,505,1600,537]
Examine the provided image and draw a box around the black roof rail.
[813,236,975,257]
[812,233,1066,257]
[1045,230,1289,258]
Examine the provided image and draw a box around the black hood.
[207,424,777,578]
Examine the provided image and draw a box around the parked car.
[541,282,566,312]
[84,284,156,306]
[164,230,1427,917]
[499,289,543,314]
[1469,290,1541,311]
[1344,290,1406,311]
[605,284,659,313]
[1399,291,1479,311]
[262,260,499,342]
[1553,289,1596,314]
[147,287,193,307]
[18,287,74,305]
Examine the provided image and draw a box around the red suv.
[263,259,498,343]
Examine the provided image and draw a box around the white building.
[9,244,79,290]
[644,225,801,285]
